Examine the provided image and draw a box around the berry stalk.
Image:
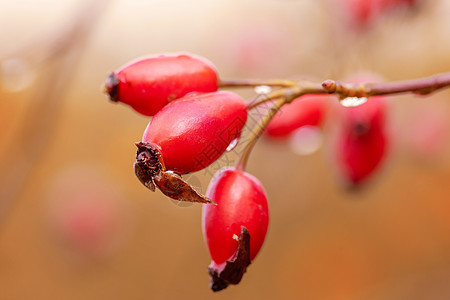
[223,72,450,109]
[235,72,450,172]
[219,78,298,88]
[322,72,450,97]
[236,98,288,171]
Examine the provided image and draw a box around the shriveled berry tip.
[103,72,120,102]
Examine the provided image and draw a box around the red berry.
[340,0,417,28]
[202,167,269,291]
[46,167,129,258]
[332,95,389,185]
[265,94,327,138]
[104,54,218,116]
[141,91,247,174]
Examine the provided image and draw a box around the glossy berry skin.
[142,91,247,174]
[202,168,269,266]
[265,95,327,138]
[333,95,388,185]
[105,54,218,116]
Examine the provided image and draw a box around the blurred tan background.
[1,0,450,299]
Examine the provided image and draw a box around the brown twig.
[322,72,450,97]
[219,78,298,88]
[235,72,450,171]
[236,98,288,171]
[241,72,450,109]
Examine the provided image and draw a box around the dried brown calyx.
[103,72,120,102]
[208,227,251,292]
[134,142,215,204]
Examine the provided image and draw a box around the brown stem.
[322,72,450,98]
[247,96,282,110]
[237,72,450,171]
[247,81,324,109]
[246,87,296,110]
[237,98,288,171]
[219,78,298,88]
[245,73,450,110]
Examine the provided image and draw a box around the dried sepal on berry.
[208,227,251,292]
[104,72,120,102]
[134,142,214,204]
[153,171,214,204]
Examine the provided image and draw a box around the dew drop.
[254,85,271,95]
[340,97,367,107]
[288,125,323,156]
[226,137,239,152]
[1,58,36,92]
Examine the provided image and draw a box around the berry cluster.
[103,53,446,291]
[104,54,268,291]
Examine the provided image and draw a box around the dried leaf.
[134,142,214,204]
[134,161,155,192]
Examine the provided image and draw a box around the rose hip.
[141,91,247,174]
[202,167,269,291]
[333,95,389,185]
[265,94,327,138]
[104,54,218,116]
[134,91,248,204]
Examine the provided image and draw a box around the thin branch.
[321,72,450,98]
[236,72,450,171]
[219,78,298,88]
[244,72,450,109]
[236,98,288,171]
[246,82,324,109]
[246,87,295,109]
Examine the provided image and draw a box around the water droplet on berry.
[289,125,323,156]
[340,97,367,107]
[254,85,271,95]
[226,137,240,152]
[1,58,36,92]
